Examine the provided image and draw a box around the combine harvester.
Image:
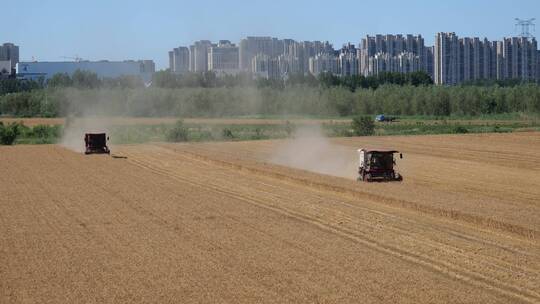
[84,133,110,155]
[357,148,403,182]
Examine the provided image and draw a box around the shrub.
[165,120,189,142]
[25,124,62,143]
[351,116,375,136]
[222,128,234,139]
[453,126,469,134]
[284,121,295,137]
[0,122,21,145]
[251,128,265,140]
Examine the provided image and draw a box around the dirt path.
[1,133,539,303]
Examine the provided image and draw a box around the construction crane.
[515,18,536,38]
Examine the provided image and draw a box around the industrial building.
[16,60,155,82]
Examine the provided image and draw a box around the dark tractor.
[357,148,403,182]
[84,133,110,155]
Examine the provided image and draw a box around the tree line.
[2,69,534,94]
[151,70,434,90]
[1,69,539,118]
[1,69,434,93]
[1,84,539,118]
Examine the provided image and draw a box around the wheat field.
[1,132,539,303]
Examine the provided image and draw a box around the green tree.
[72,70,100,89]
[351,116,375,136]
[152,70,178,88]
[47,73,73,87]
[0,122,21,145]
[166,120,189,142]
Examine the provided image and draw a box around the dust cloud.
[269,124,358,179]
[61,116,112,153]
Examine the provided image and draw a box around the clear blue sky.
[3,0,539,69]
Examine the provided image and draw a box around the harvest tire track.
[122,147,540,303]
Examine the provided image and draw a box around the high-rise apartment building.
[172,37,333,77]
[296,41,333,75]
[339,52,358,76]
[434,32,460,85]
[360,34,426,76]
[368,52,421,75]
[435,32,537,85]
[538,50,540,81]
[208,40,239,75]
[397,52,422,74]
[0,60,11,78]
[238,37,333,76]
[168,47,190,74]
[497,37,537,81]
[189,40,213,72]
[282,41,306,74]
[170,33,539,84]
[0,43,19,74]
[426,46,435,78]
[338,43,359,76]
[458,37,496,82]
[239,37,283,71]
[251,54,280,79]
[277,54,302,76]
[309,53,339,76]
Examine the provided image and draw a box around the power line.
[515,18,536,38]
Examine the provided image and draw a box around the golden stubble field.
[1,132,539,303]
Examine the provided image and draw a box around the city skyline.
[3,0,540,69]
[166,33,539,84]
[9,30,540,84]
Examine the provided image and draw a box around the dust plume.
[59,89,117,153]
[61,116,113,153]
[269,124,357,179]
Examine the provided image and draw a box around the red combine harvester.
[357,148,403,182]
[84,133,110,155]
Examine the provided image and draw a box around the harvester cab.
[357,148,403,182]
[84,133,110,155]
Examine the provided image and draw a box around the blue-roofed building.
[16,60,155,83]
